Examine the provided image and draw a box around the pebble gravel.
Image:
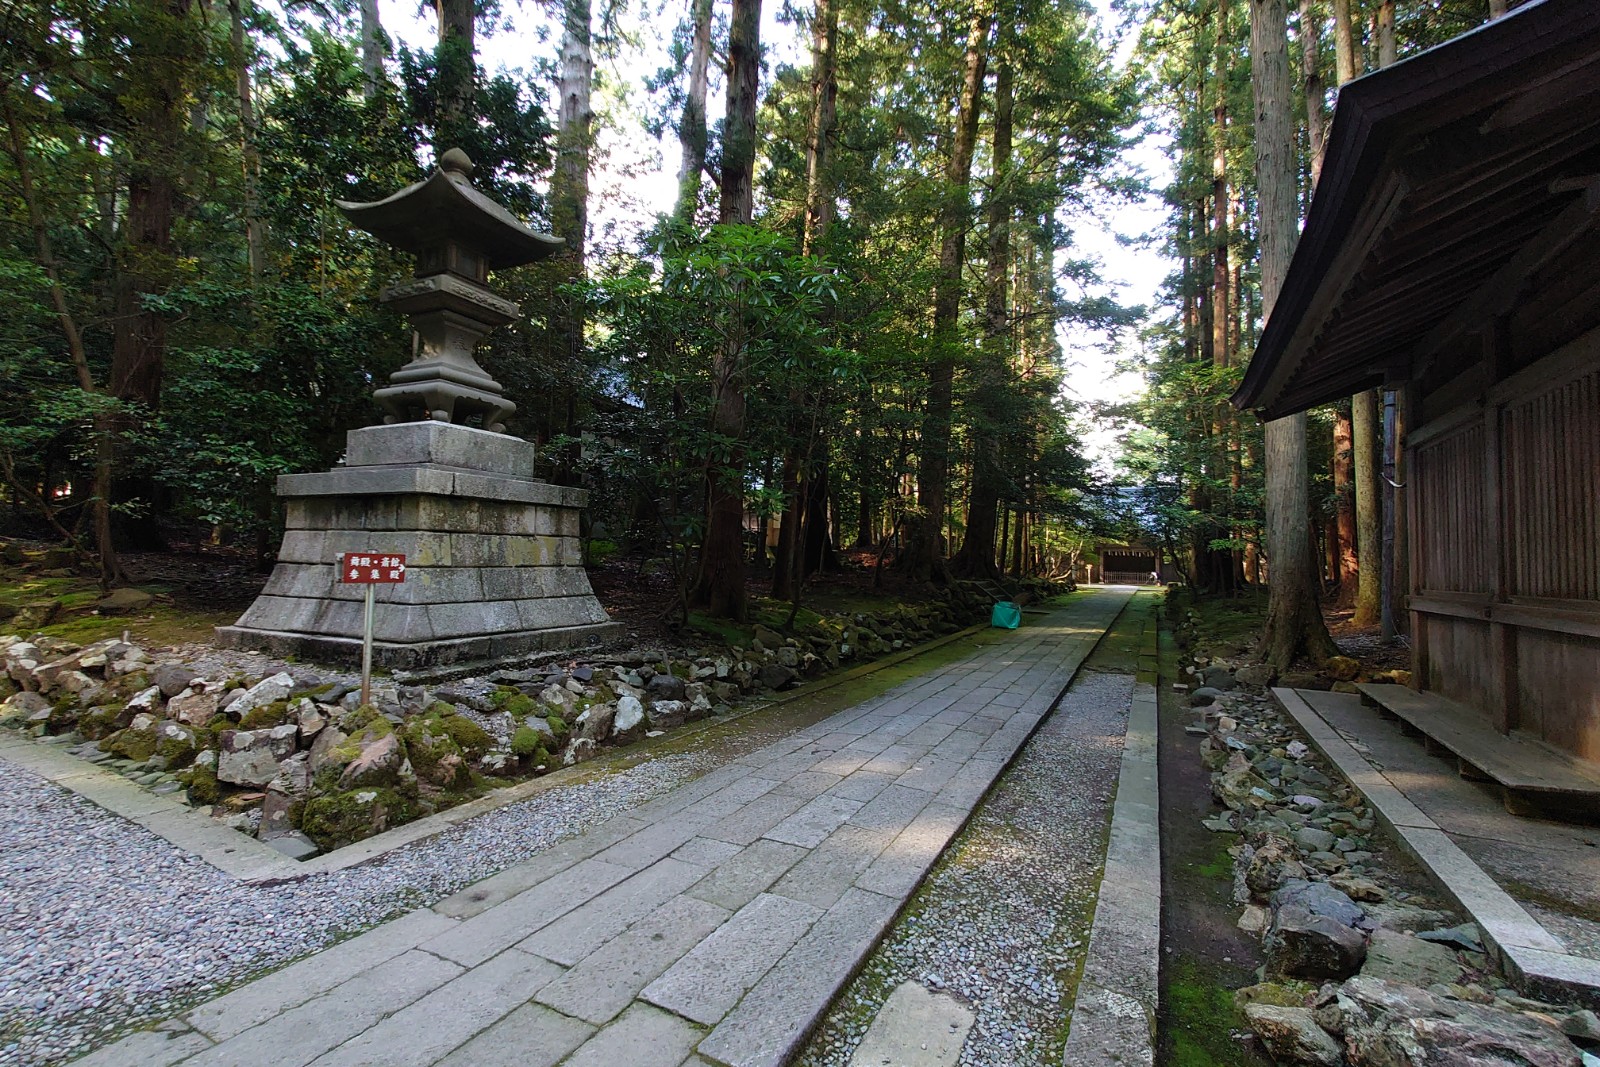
[795,671,1136,1067]
[0,747,718,1067]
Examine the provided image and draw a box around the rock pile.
[1181,644,1594,1066]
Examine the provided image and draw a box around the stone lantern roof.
[336,148,564,274]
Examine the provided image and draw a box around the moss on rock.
[300,786,419,850]
[510,726,548,765]
[435,713,492,758]
[544,714,568,746]
[238,698,293,730]
[184,765,222,805]
[155,728,197,769]
[47,696,81,732]
[399,717,469,789]
[78,704,129,740]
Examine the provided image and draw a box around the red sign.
[340,553,407,583]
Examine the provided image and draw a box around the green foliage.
[577,221,856,613]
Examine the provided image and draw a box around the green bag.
[990,601,1021,629]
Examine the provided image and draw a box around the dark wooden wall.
[1409,326,1600,761]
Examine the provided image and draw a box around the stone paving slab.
[535,894,730,1025]
[643,893,825,1024]
[431,1003,592,1067]
[81,588,1132,1067]
[846,981,974,1067]
[307,947,563,1067]
[187,908,460,1041]
[519,856,712,965]
[687,838,810,911]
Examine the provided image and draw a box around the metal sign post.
[338,553,407,707]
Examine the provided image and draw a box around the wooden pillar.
[1406,385,1428,691]
[1484,319,1517,734]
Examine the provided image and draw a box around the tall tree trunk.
[775,0,841,597]
[905,0,991,583]
[433,0,475,150]
[674,0,714,222]
[360,0,385,97]
[1181,201,1198,362]
[1330,0,1358,84]
[1299,0,1328,187]
[772,455,800,598]
[1010,509,1026,579]
[1201,0,1237,593]
[690,0,761,619]
[854,393,875,549]
[549,0,593,478]
[1252,0,1337,668]
[1352,6,1397,626]
[228,0,266,292]
[801,0,838,257]
[1211,0,1231,371]
[952,17,1013,581]
[1376,0,1395,66]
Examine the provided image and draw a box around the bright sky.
[377,0,1173,467]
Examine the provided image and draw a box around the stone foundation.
[218,423,622,668]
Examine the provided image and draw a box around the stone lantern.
[337,147,559,434]
[218,150,620,668]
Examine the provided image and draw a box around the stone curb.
[1272,686,1600,1009]
[1062,601,1161,1066]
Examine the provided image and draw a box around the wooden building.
[1082,543,1167,586]
[1234,0,1600,767]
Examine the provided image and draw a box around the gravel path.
[0,748,720,1067]
[794,671,1135,1067]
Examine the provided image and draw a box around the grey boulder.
[218,724,299,787]
[152,663,199,698]
[646,672,686,702]
[1360,928,1461,989]
[611,696,647,744]
[1320,976,1580,1067]
[1267,907,1368,981]
[1244,1004,1343,1067]
[576,703,616,742]
[224,673,295,719]
[1272,879,1366,928]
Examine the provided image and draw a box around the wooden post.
[1406,389,1428,691]
[1381,387,1398,640]
[1484,320,1516,734]
[361,583,376,707]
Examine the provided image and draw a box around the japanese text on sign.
[340,553,407,583]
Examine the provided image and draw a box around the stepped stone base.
[217,423,623,669]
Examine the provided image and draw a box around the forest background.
[0,0,1507,646]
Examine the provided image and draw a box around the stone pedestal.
[217,423,622,668]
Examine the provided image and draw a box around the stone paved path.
[78,587,1133,1067]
